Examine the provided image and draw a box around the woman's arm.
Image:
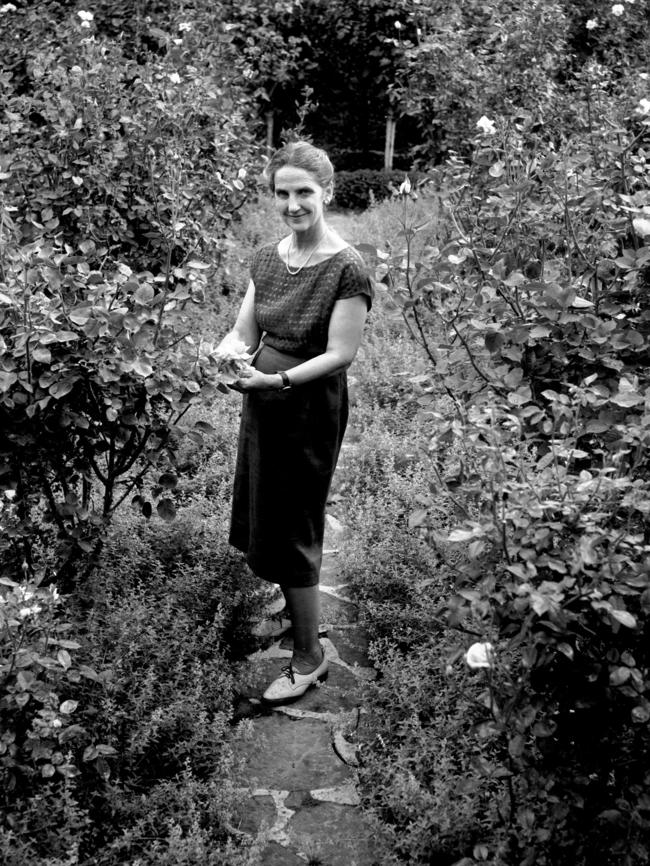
[217,280,261,353]
[234,294,368,392]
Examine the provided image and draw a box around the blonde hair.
[264,140,334,192]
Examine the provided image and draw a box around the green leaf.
[32,346,52,363]
[49,380,75,399]
[447,528,480,542]
[132,359,154,378]
[611,391,644,408]
[503,271,526,287]
[69,310,90,325]
[610,609,637,628]
[157,498,176,521]
[485,331,504,352]
[609,667,631,686]
[57,650,72,670]
[135,285,155,305]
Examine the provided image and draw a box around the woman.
[219,140,373,706]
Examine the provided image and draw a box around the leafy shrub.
[1,4,259,272]
[356,84,650,864]
[0,224,232,590]
[0,574,113,862]
[358,640,505,865]
[1,483,260,863]
[0,2,262,590]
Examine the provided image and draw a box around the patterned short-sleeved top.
[251,243,374,358]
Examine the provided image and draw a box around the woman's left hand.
[229,368,279,392]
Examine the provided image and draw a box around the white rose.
[632,217,650,238]
[465,642,494,669]
[476,115,496,135]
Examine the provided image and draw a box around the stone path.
[233,518,381,866]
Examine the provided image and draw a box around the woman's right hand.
[229,368,282,393]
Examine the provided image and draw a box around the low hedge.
[333,168,422,210]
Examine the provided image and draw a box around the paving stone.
[287,801,380,866]
[320,557,342,587]
[233,794,277,836]
[239,715,352,790]
[260,841,305,865]
[328,626,371,667]
[320,592,358,625]
[285,790,318,810]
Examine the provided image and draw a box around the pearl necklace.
[285,231,326,275]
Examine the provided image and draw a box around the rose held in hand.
[214,339,254,384]
[465,642,494,669]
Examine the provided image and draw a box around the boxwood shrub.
[334,169,422,210]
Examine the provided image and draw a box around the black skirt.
[229,344,348,587]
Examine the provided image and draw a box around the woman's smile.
[273,165,330,237]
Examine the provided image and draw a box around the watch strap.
[279,371,292,390]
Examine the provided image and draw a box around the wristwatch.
[279,371,292,390]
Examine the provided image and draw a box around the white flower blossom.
[611,3,624,15]
[5,489,16,499]
[394,20,402,29]
[77,10,94,27]
[586,18,598,29]
[476,115,496,135]
[178,22,192,31]
[0,4,18,13]
[19,604,42,619]
[632,217,650,238]
[168,72,181,84]
[635,97,650,115]
[465,642,494,669]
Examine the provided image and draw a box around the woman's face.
[273,165,331,235]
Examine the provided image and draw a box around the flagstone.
[239,715,352,790]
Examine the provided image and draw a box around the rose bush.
[356,77,650,865]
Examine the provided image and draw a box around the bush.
[0,1,262,589]
[354,85,650,864]
[1,484,261,863]
[334,169,423,210]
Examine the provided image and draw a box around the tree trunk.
[265,110,274,152]
[384,111,396,170]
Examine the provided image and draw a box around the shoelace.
[279,663,295,684]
